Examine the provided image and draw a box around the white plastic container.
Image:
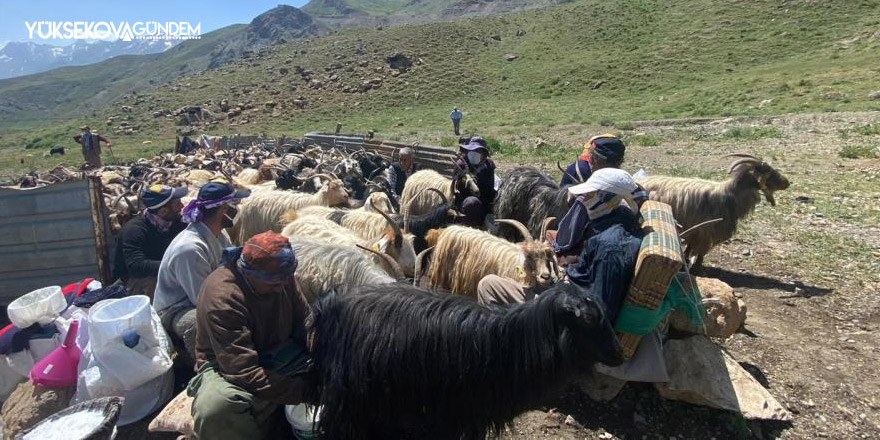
[7,286,66,328]
[285,404,321,440]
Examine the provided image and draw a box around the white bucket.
[8,286,66,328]
[285,404,321,440]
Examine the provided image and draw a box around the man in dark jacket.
[455,137,497,228]
[386,147,419,206]
[112,184,187,297]
[559,134,625,186]
[189,231,317,440]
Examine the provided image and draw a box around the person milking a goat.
[188,231,318,440]
[386,147,419,207]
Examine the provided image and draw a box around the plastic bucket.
[285,404,321,440]
[7,286,65,328]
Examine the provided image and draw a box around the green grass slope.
[3,0,880,162]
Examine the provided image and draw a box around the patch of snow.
[0,55,11,62]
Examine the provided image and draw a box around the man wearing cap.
[455,137,497,228]
[450,107,463,135]
[154,179,249,364]
[73,126,111,169]
[189,231,317,440]
[478,169,647,321]
[111,184,187,298]
[559,134,625,186]
[386,147,419,207]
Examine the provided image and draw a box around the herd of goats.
[5,138,792,438]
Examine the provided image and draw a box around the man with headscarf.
[558,134,625,186]
[454,137,497,228]
[386,147,419,207]
[72,126,111,169]
[189,231,317,440]
[450,107,463,135]
[112,184,187,298]
[477,168,647,322]
[154,179,249,364]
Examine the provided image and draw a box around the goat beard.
[762,189,777,206]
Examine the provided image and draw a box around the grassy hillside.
[3,0,880,165]
[303,0,571,21]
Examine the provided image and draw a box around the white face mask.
[466,151,484,165]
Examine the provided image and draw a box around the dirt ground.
[64,112,880,439]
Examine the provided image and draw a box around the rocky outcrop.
[209,6,321,69]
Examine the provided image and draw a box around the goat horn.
[724,153,759,160]
[495,219,533,242]
[413,246,434,287]
[422,187,449,205]
[728,158,762,174]
[557,161,579,183]
[372,198,403,248]
[357,244,406,280]
[539,217,557,242]
[311,173,334,182]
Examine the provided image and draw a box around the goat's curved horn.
[311,173,334,183]
[372,198,403,248]
[539,217,557,242]
[495,219,533,242]
[413,246,434,287]
[728,158,762,174]
[356,244,405,280]
[422,187,449,205]
[557,161,579,183]
[724,153,759,160]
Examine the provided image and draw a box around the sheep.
[311,282,622,440]
[494,167,571,241]
[639,154,790,268]
[281,215,404,279]
[297,200,416,277]
[424,219,558,297]
[400,169,477,223]
[231,175,349,244]
[288,238,398,303]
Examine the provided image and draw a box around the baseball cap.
[142,184,188,210]
[589,135,626,163]
[197,178,250,202]
[568,168,638,196]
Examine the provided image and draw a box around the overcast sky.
[1,0,310,46]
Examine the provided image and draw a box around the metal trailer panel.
[0,178,110,305]
[303,133,458,178]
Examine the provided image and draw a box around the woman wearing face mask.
[154,179,250,366]
[455,137,497,228]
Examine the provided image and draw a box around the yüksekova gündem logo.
[25,21,201,41]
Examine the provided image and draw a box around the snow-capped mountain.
[0,39,176,79]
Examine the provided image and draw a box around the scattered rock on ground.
[671,277,747,338]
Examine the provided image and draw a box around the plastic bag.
[7,286,66,328]
[79,296,173,394]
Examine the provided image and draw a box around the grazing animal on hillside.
[288,238,398,303]
[494,167,571,241]
[232,175,349,244]
[424,220,557,296]
[47,146,65,156]
[639,154,790,267]
[311,283,622,440]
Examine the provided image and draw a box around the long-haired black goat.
[494,167,571,241]
[311,283,622,440]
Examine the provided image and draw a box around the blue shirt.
[450,110,463,121]
[566,207,644,322]
[560,159,592,186]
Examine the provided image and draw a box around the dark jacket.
[560,159,592,186]
[388,161,420,199]
[566,206,644,322]
[455,157,497,210]
[112,214,186,281]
